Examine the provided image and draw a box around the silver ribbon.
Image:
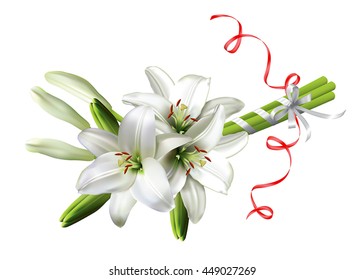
[271,84,346,141]
[254,108,276,125]
[232,117,256,134]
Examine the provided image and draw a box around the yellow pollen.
[118,159,125,167]
[199,160,207,167]
[180,104,188,110]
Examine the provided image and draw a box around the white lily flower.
[45,71,112,109]
[168,105,236,223]
[76,106,192,227]
[123,67,249,223]
[123,66,248,156]
[31,86,90,130]
[26,138,94,161]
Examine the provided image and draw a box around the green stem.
[223,91,336,135]
[239,82,335,130]
[223,76,328,130]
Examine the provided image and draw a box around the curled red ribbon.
[210,14,300,89]
[247,118,300,219]
[211,14,301,219]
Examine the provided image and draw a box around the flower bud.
[31,86,90,130]
[26,138,95,161]
[45,71,112,109]
[90,99,119,135]
[170,193,189,241]
[60,194,110,227]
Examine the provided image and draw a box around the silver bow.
[271,84,345,141]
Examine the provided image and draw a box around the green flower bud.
[45,71,112,109]
[31,86,90,130]
[60,194,111,227]
[26,138,95,161]
[90,99,119,135]
[170,193,189,241]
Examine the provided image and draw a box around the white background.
[1,0,362,279]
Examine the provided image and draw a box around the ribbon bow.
[271,85,346,141]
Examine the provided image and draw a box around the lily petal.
[157,150,188,195]
[156,120,174,135]
[145,66,174,99]
[118,106,156,160]
[180,176,206,224]
[167,163,188,195]
[185,105,225,152]
[173,75,210,118]
[26,138,94,161]
[77,152,136,194]
[200,97,245,119]
[155,133,192,160]
[214,131,249,158]
[158,150,177,174]
[45,71,111,109]
[78,128,119,157]
[130,158,174,212]
[109,191,137,227]
[189,150,233,194]
[31,87,90,130]
[122,92,171,124]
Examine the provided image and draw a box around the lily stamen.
[179,145,211,176]
[124,164,133,174]
[180,104,188,111]
[125,155,132,161]
[191,118,198,122]
[176,99,181,107]
[168,104,174,119]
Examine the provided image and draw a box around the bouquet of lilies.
[27,66,338,240]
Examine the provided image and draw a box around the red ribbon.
[211,14,301,219]
[247,118,300,219]
[210,14,300,89]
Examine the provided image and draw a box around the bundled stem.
[223,77,336,135]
